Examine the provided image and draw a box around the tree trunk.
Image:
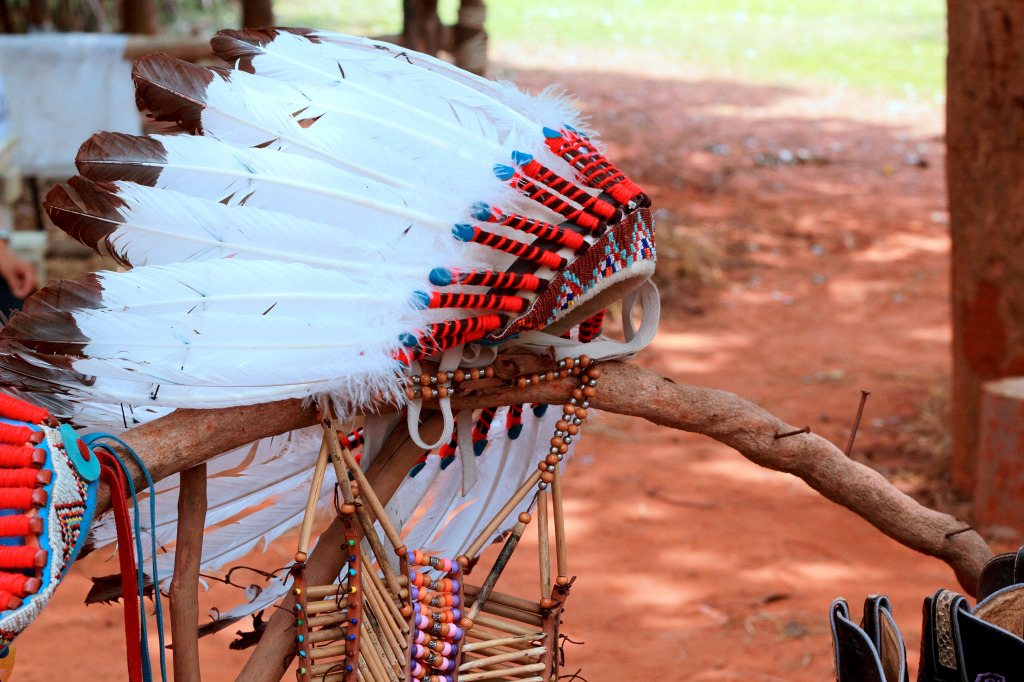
[454,0,487,75]
[947,0,1024,492]
[403,0,441,56]
[241,0,273,29]
[123,0,158,34]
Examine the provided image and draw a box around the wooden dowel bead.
[518,512,531,524]
[340,503,356,515]
[295,551,308,563]
[555,576,569,586]
[540,598,554,610]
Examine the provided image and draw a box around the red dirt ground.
[12,50,1012,681]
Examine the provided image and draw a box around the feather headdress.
[0,29,658,622]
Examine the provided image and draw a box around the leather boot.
[831,595,909,682]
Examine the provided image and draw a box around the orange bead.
[562,404,576,415]
[461,617,474,630]
[540,598,555,610]
[571,388,583,400]
[556,420,569,431]
[294,551,307,563]
[340,503,356,515]
[401,605,414,618]
[530,374,540,385]
[563,357,575,369]
[550,436,564,448]
[579,355,591,367]
[517,377,528,388]
[575,408,588,420]
[571,367,582,375]
[538,461,550,472]
[484,366,495,378]
[518,512,531,524]
[541,472,555,483]
[395,545,408,557]
[456,555,470,568]
[556,576,570,586]
[583,386,596,397]
[405,387,416,400]
[437,386,449,398]
[436,371,448,384]
[420,373,432,386]
[567,424,579,436]
[559,444,569,454]
[470,368,481,380]
[545,372,554,381]
[587,367,602,379]
[453,369,465,382]
[546,454,560,465]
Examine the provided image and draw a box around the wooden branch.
[100,358,993,599]
[169,463,207,682]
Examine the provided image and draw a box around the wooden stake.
[297,436,332,561]
[537,488,551,604]
[459,646,547,671]
[325,414,406,555]
[463,584,543,616]
[551,465,568,583]
[359,559,407,659]
[462,632,545,653]
[460,662,547,681]
[169,463,207,682]
[462,470,542,562]
[470,613,541,637]
[360,552,407,637]
[465,517,529,623]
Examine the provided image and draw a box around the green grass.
[272,0,946,97]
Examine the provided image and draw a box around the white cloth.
[0,33,141,175]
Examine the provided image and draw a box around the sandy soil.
[10,50,1007,681]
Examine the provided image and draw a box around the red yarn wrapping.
[0,590,15,610]
[0,468,38,488]
[0,424,34,446]
[0,488,34,510]
[0,572,28,596]
[0,445,34,468]
[0,395,48,425]
[0,545,41,569]
[0,515,33,538]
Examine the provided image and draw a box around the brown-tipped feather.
[75,132,167,187]
[43,180,127,260]
[0,310,89,362]
[210,28,319,73]
[133,54,217,135]
[22,273,105,316]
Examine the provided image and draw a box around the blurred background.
[2,1,1018,681]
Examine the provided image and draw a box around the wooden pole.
[296,436,332,561]
[106,361,992,595]
[454,0,487,75]
[464,516,529,624]
[241,0,274,28]
[537,489,551,604]
[461,472,541,563]
[402,0,441,55]
[550,467,568,584]
[122,0,158,34]
[169,463,207,682]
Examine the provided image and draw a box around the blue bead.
[348,634,356,641]
[429,267,453,286]
[399,333,419,348]
[508,424,523,440]
[347,666,354,673]
[410,290,430,310]
[410,461,426,477]
[542,126,563,138]
[351,618,359,625]
[511,150,533,166]
[349,555,356,562]
[532,404,549,417]
[452,224,475,242]
[349,568,356,576]
[492,164,515,181]
[439,455,454,470]
[470,202,492,221]
[473,440,487,456]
